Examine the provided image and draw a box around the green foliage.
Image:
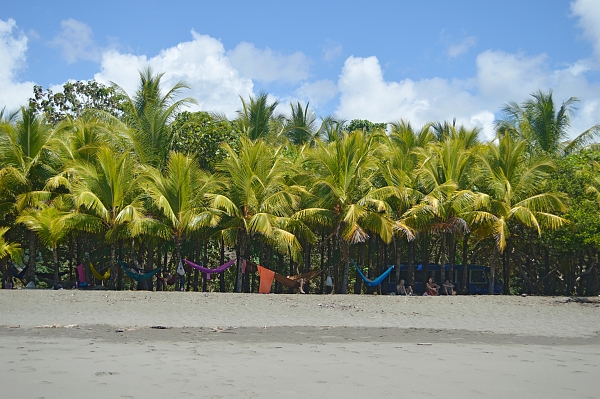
[543,150,600,252]
[29,81,125,125]
[346,119,387,134]
[169,111,239,172]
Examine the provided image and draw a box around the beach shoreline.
[1,291,599,398]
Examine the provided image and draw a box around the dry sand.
[1,291,599,398]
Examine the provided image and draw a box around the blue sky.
[2,0,600,140]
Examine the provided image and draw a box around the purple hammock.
[183,258,237,280]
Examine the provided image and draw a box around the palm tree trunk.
[489,246,497,295]
[219,236,226,292]
[235,231,246,293]
[53,246,60,288]
[461,233,470,294]
[341,240,350,294]
[440,234,446,283]
[109,243,117,290]
[408,240,415,287]
[26,231,36,283]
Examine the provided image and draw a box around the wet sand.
[1,291,599,398]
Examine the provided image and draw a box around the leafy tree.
[169,111,239,172]
[29,81,125,125]
[346,119,387,134]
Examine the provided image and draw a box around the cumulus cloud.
[447,36,477,58]
[94,30,254,117]
[50,19,100,64]
[296,79,338,107]
[0,19,35,112]
[572,0,600,60]
[335,51,600,141]
[227,42,311,83]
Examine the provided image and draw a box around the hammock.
[90,262,110,281]
[183,258,237,280]
[274,269,323,288]
[352,259,395,287]
[118,260,161,282]
[8,265,28,279]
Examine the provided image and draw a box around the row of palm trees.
[1,67,598,294]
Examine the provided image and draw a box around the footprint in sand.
[95,371,121,376]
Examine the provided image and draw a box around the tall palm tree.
[235,92,283,141]
[61,146,146,289]
[496,90,600,156]
[0,107,59,282]
[468,132,568,293]
[112,67,196,169]
[213,137,303,292]
[301,130,394,293]
[281,102,319,146]
[405,133,480,286]
[141,151,223,268]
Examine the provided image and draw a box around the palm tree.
[0,107,59,283]
[213,137,303,292]
[141,151,223,269]
[0,227,23,265]
[301,130,394,293]
[16,200,79,287]
[61,146,146,289]
[468,132,568,293]
[235,92,283,141]
[281,102,319,146]
[112,67,196,169]
[405,133,480,288]
[496,90,600,156]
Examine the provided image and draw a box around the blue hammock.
[118,260,161,282]
[352,259,395,287]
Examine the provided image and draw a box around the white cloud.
[50,19,100,64]
[0,19,35,112]
[227,42,311,83]
[335,51,600,141]
[296,79,338,107]
[322,39,343,62]
[447,36,477,58]
[572,0,600,60]
[94,31,254,118]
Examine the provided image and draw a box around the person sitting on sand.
[425,278,439,296]
[442,279,454,295]
[396,279,414,296]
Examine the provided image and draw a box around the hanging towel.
[257,265,275,294]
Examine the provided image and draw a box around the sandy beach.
[1,291,599,398]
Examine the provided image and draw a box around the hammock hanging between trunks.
[183,258,237,280]
[90,262,110,281]
[8,265,28,279]
[352,259,394,287]
[118,260,161,282]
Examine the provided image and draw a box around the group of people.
[396,277,455,296]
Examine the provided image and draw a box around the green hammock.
[118,260,161,282]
